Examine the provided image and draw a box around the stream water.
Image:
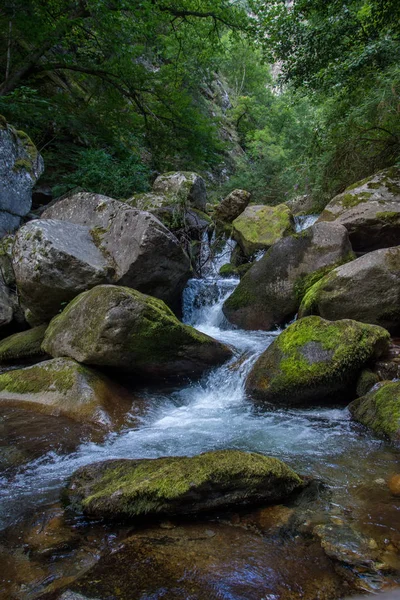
[1,216,400,598]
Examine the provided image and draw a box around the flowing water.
[1,218,400,597]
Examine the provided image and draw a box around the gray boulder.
[152,171,207,211]
[42,192,191,310]
[43,285,233,379]
[223,222,354,330]
[214,189,251,222]
[13,219,112,324]
[0,116,44,236]
[318,167,400,251]
[299,246,400,334]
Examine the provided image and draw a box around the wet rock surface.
[43,285,233,379]
[223,221,354,330]
[246,316,390,406]
[298,246,400,333]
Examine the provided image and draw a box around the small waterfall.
[294,214,319,232]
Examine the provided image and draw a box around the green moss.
[76,450,302,517]
[298,271,336,316]
[0,115,7,129]
[294,252,355,302]
[250,316,390,399]
[340,192,372,209]
[376,211,400,222]
[345,176,373,191]
[0,360,77,395]
[385,247,400,272]
[0,325,48,362]
[232,204,294,255]
[356,369,379,397]
[15,129,38,163]
[12,158,33,173]
[350,381,400,440]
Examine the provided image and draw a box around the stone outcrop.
[12,219,112,324]
[246,316,390,407]
[0,357,135,430]
[318,167,400,252]
[42,285,233,379]
[0,116,44,236]
[65,449,303,519]
[223,222,354,330]
[232,203,294,257]
[42,192,191,311]
[0,324,47,362]
[298,246,400,334]
[214,189,251,222]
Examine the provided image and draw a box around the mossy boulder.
[0,325,47,362]
[318,167,400,252]
[152,171,207,211]
[219,262,252,279]
[42,192,191,312]
[223,222,354,331]
[356,369,380,397]
[214,189,251,223]
[12,219,112,325]
[0,358,135,430]
[246,316,390,407]
[65,449,303,520]
[42,285,232,379]
[232,203,294,257]
[349,381,400,442]
[0,116,44,235]
[298,246,400,334]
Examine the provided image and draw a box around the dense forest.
[1,0,399,208]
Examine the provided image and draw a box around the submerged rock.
[152,171,207,211]
[298,246,400,334]
[223,222,354,330]
[0,324,47,362]
[214,189,251,223]
[42,192,191,311]
[246,316,390,406]
[12,219,112,324]
[318,167,400,252]
[0,116,44,235]
[0,357,135,430]
[349,381,400,442]
[42,285,232,379]
[232,203,294,257]
[66,449,303,519]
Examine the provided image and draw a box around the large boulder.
[65,449,303,519]
[42,285,233,379]
[232,203,294,257]
[214,189,251,223]
[298,246,400,334]
[318,167,400,252]
[349,381,400,442]
[223,222,354,330]
[0,116,44,236]
[0,357,135,430]
[12,219,112,324]
[246,316,390,407]
[0,278,14,329]
[152,171,207,211]
[42,192,191,311]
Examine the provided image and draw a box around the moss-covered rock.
[43,285,232,379]
[152,171,207,211]
[223,222,354,331]
[0,325,47,362]
[0,358,136,430]
[356,369,380,397]
[219,262,252,278]
[65,449,303,520]
[232,203,294,257]
[298,246,400,334]
[246,316,390,407]
[349,381,400,442]
[318,167,400,252]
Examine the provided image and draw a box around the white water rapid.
[0,219,393,530]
